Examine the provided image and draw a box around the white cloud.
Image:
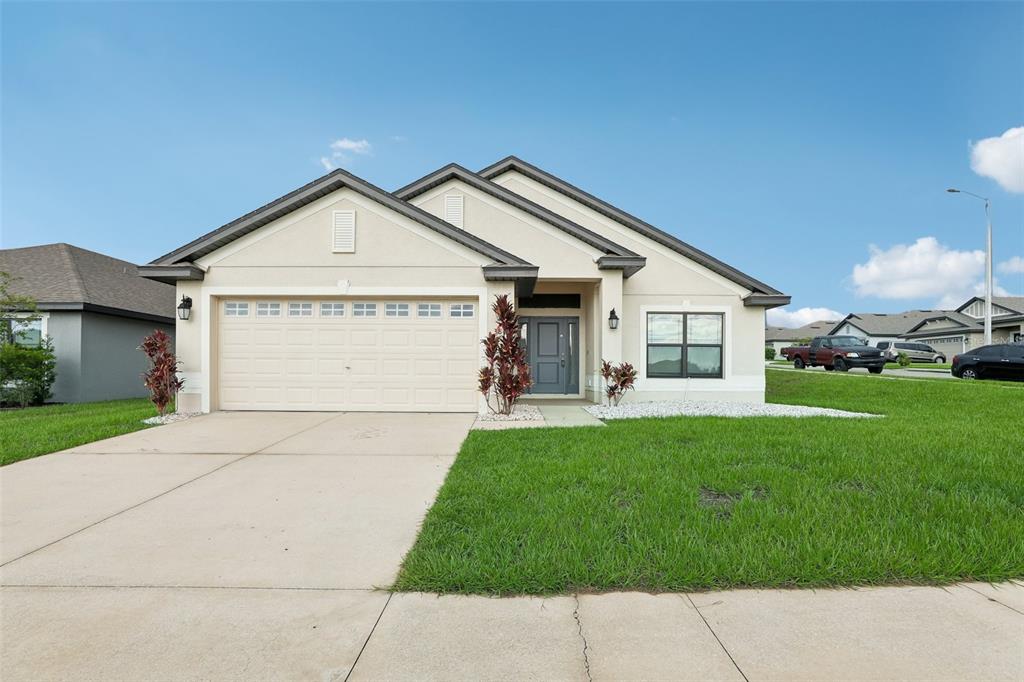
[330,138,372,155]
[766,307,842,328]
[998,256,1024,274]
[389,135,408,143]
[970,126,1024,193]
[850,236,1012,308]
[319,137,372,171]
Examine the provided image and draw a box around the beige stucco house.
[140,157,788,413]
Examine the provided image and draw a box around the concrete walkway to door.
[2,411,1022,680]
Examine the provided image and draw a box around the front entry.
[523,317,579,394]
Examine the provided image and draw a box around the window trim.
[352,302,378,318]
[288,301,314,317]
[645,311,724,379]
[319,302,346,317]
[224,301,250,317]
[417,302,443,319]
[385,302,410,318]
[449,303,475,318]
[256,301,281,317]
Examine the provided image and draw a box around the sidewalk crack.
[572,594,593,682]
[685,594,749,682]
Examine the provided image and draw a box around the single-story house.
[140,156,788,413]
[828,310,943,348]
[765,319,838,356]
[0,243,176,403]
[900,296,1024,357]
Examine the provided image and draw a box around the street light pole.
[947,189,993,345]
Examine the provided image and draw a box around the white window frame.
[449,303,475,318]
[256,302,281,317]
[385,302,410,318]
[288,302,314,317]
[320,302,346,317]
[224,301,249,317]
[418,303,442,318]
[353,302,377,318]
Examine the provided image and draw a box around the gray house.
[0,243,176,403]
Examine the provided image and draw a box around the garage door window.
[224,302,249,317]
[256,302,281,317]
[353,303,377,318]
[320,302,345,317]
[450,303,475,318]
[288,302,314,317]
[386,303,410,318]
[418,303,442,318]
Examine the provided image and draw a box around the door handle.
[560,357,565,367]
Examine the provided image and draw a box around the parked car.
[951,344,1024,381]
[782,336,886,373]
[876,341,946,363]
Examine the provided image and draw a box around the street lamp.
[947,188,992,345]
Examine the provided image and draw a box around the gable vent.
[443,194,464,228]
[332,210,356,252]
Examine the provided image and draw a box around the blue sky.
[2,1,1022,326]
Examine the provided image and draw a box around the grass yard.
[396,370,1024,595]
[0,399,157,466]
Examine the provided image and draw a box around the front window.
[646,312,723,378]
[4,318,43,347]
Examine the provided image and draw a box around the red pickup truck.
[782,335,886,373]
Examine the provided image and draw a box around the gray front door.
[524,317,579,394]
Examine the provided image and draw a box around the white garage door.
[217,299,480,412]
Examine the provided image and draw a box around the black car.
[951,344,1024,381]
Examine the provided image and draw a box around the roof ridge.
[58,243,90,303]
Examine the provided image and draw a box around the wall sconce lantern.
[177,296,193,321]
[608,308,619,330]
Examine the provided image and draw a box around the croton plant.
[478,294,532,415]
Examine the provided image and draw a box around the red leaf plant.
[478,294,532,415]
[600,360,637,406]
[138,329,184,416]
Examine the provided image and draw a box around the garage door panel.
[218,298,479,412]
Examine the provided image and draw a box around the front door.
[523,317,579,394]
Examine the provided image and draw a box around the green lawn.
[0,399,157,466]
[906,362,952,370]
[396,371,1024,595]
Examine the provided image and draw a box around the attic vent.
[332,210,355,253]
[444,194,464,228]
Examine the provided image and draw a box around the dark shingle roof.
[0,243,175,320]
[765,320,839,342]
[830,310,943,336]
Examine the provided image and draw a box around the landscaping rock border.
[585,400,879,420]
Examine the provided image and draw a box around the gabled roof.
[150,167,530,268]
[955,296,1024,316]
[902,311,980,335]
[393,163,646,277]
[829,310,943,336]
[0,243,175,322]
[478,155,787,300]
[765,320,838,342]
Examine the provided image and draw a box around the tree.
[139,329,184,416]
[478,294,532,415]
[0,271,40,345]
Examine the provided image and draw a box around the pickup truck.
[781,335,886,373]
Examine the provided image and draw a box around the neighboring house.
[140,156,788,414]
[0,243,176,403]
[765,320,838,356]
[828,310,943,348]
[900,296,1024,357]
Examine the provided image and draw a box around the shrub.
[478,294,531,415]
[139,329,183,416]
[765,347,777,360]
[0,338,57,407]
[897,351,911,367]
[600,360,637,406]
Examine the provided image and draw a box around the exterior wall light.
[177,296,193,321]
[608,308,619,330]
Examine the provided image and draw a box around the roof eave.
[744,294,791,309]
[138,264,206,285]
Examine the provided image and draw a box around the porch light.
[608,308,619,330]
[177,296,193,321]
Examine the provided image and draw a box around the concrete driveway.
[3,411,1022,681]
[1,411,472,679]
